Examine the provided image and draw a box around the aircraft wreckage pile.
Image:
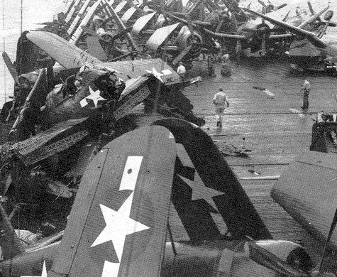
[0,0,337,276]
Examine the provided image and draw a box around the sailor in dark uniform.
[301,79,311,110]
[208,54,216,77]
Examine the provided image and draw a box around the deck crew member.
[301,79,310,110]
[221,53,231,77]
[208,54,216,77]
[213,88,229,127]
[177,62,186,81]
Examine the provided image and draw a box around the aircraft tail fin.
[48,126,176,277]
[153,119,272,242]
[0,203,25,259]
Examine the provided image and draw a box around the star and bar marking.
[91,156,150,277]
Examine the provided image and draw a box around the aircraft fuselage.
[0,239,313,277]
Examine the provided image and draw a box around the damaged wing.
[25,31,180,85]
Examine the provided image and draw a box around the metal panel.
[70,0,102,45]
[104,58,181,85]
[114,1,128,13]
[67,0,92,35]
[132,12,156,34]
[145,23,180,51]
[272,150,337,246]
[121,7,137,24]
[65,0,82,22]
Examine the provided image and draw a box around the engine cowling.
[175,26,203,60]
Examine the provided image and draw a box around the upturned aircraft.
[244,5,337,72]
[2,28,194,130]
[0,119,324,277]
[0,27,204,222]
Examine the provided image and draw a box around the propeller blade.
[2,52,20,85]
[282,10,290,22]
[258,0,267,8]
[247,1,252,9]
[318,208,337,272]
[186,14,194,35]
[172,45,192,65]
[298,6,329,29]
[276,3,287,10]
[248,242,309,277]
[307,1,315,16]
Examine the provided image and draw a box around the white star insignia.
[146,68,172,82]
[80,86,106,108]
[179,173,224,212]
[22,261,47,277]
[101,261,120,277]
[92,156,146,277]
[176,144,224,212]
[91,192,150,259]
[146,67,164,82]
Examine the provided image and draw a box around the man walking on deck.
[301,79,310,110]
[208,54,216,77]
[213,88,229,127]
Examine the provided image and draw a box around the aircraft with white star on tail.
[0,26,204,253]
[0,119,323,277]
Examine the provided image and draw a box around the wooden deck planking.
[181,59,337,261]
